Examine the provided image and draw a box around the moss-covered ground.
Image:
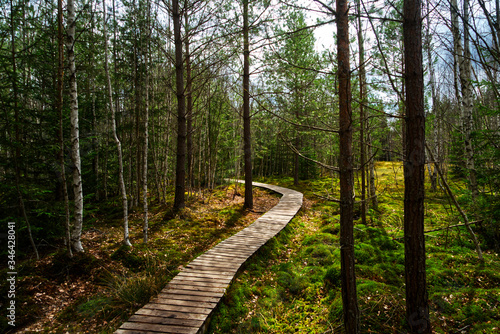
[208,162,500,333]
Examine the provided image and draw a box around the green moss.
[324,265,341,289]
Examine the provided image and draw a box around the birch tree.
[67,0,84,253]
[243,0,253,209]
[451,0,478,199]
[104,0,132,247]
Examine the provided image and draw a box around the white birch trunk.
[461,0,478,199]
[104,0,131,246]
[67,0,84,253]
[451,0,478,199]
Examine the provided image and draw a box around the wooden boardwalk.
[115,181,303,334]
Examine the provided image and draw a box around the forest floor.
[207,162,500,334]
[3,162,500,333]
[1,184,279,333]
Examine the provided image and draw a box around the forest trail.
[115,181,303,334]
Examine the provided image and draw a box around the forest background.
[1,0,500,332]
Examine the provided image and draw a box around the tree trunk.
[425,2,438,192]
[337,0,359,332]
[104,0,131,247]
[58,0,72,257]
[461,0,478,200]
[403,0,431,331]
[67,0,84,253]
[143,0,150,243]
[357,0,366,224]
[450,0,477,200]
[185,11,194,194]
[243,0,253,209]
[173,0,186,211]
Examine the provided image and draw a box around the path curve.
[115,181,303,334]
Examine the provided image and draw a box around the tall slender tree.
[461,0,478,200]
[143,0,151,243]
[173,0,187,211]
[337,0,359,332]
[58,0,72,257]
[104,0,132,247]
[356,0,367,225]
[184,9,194,194]
[403,0,431,331]
[67,0,84,253]
[243,0,253,209]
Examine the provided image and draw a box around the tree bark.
[451,0,478,200]
[425,2,438,192]
[57,0,72,257]
[173,0,187,211]
[461,0,478,200]
[104,0,131,247]
[403,0,431,331]
[243,0,253,209]
[337,0,359,332]
[143,0,151,243]
[67,0,84,253]
[185,11,194,194]
[356,0,366,224]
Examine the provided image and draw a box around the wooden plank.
[115,329,156,334]
[135,308,209,321]
[120,321,199,334]
[176,271,234,280]
[202,251,249,260]
[165,283,226,293]
[184,264,239,273]
[206,247,252,255]
[187,260,241,270]
[216,239,265,248]
[160,288,225,298]
[194,254,244,262]
[208,247,256,256]
[196,253,249,262]
[169,276,232,287]
[180,268,236,277]
[168,279,229,289]
[128,314,204,328]
[157,293,220,303]
[143,302,213,315]
[215,240,262,248]
[171,275,233,285]
[150,297,217,309]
